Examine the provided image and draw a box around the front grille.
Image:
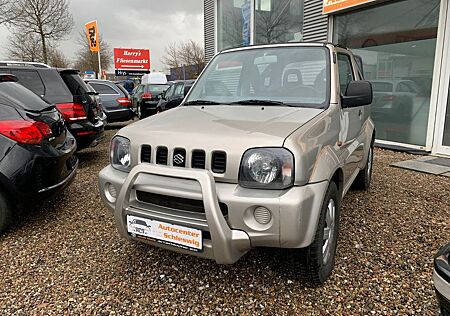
[136,191,228,217]
[156,147,168,165]
[141,145,151,163]
[172,148,186,167]
[191,150,206,169]
[139,144,226,173]
[212,151,227,173]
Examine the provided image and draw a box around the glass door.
[434,0,450,156]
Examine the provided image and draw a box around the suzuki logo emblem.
[173,154,185,165]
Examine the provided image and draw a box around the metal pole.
[98,51,102,79]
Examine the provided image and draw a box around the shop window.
[333,0,440,146]
[255,0,303,44]
[217,0,249,51]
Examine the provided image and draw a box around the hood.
[120,105,323,182]
[122,105,322,143]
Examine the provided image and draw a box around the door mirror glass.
[342,80,373,108]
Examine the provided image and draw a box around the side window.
[11,70,45,96]
[337,54,355,94]
[174,83,184,95]
[136,85,144,94]
[164,85,174,98]
[90,83,119,95]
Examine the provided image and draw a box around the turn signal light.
[0,120,52,145]
[56,103,87,121]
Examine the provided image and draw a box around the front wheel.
[288,181,340,285]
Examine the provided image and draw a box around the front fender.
[308,146,343,184]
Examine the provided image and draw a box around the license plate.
[126,215,202,252]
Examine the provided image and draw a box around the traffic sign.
[115,69,150,77]
[114,48,150,70]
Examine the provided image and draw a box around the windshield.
[185,47,330,108]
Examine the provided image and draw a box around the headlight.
[239,148,294,189]
[110,136,131,171]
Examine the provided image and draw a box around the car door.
[337,52,365,185]
[132,85,144,109]
[166,82,185,109]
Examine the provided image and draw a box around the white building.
[203,0,450,156]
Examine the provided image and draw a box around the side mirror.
[342,80,373,108]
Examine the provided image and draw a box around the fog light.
[254,206,272,225]
[105,182,117,203]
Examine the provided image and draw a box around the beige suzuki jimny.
[99,43,375,284]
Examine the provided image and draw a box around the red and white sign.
[114,48,150,70]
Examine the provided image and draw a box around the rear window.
[145,84,169,93]
[39,69,71,97]
[90,83,119,95]
[0,82,51,111]
[10,70,45,96]
[60,72,89,96]
[115,83,129,97]
[372,82,393,92]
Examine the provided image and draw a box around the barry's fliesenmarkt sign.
[323,0,378,14]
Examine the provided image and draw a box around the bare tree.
[0,0,17,24]
[6,31,43,62]
[48,47,70,68]
[9,0,73,64]
[74,31,112,75]
[162,40,205,79]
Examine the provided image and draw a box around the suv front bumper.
[99,164,328,264]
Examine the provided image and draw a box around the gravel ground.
[1,122,449,315]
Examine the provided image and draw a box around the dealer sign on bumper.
[126,215,202,252]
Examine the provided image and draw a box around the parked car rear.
[132,83,170,119]
[0,74,78,233]
[0,62,105,150]
[156,80,194,113]
[85,79,134,123]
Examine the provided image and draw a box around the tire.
[137,104,147,120]
[352,145,373,191]
[0,190,12,234]
[288,181,340,285]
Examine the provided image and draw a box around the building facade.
[203,0,450,156]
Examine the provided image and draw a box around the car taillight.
[142,92,152,99]
[56,103,87,121]
[0,120,52,145]
[117,97,132,107]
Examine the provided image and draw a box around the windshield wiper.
[229,99,295,107]
[184,100,223,106]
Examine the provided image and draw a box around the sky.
[0,0,204,72]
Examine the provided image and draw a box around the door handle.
[358,109,362,118]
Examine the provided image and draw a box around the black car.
[85,79,134,123]
[0,74,78,233]
[434,243,450,315]
[0,62,105,150]
[132,83,170,119]
[156,80,194,113]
